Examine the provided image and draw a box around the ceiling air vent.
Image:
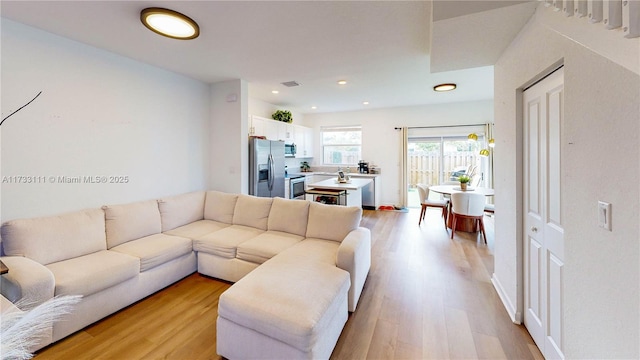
[281,81,300,87]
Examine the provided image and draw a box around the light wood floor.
[35,209,543,360]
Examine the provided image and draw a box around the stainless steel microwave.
[285,143,297,157]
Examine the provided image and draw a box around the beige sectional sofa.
[0,190,371,358]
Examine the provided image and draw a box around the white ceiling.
[1,1,538,114]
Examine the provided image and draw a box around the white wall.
[304,100,493,205]
[209,79,248,194]
[0,19,211,221]
[493,5,639,358]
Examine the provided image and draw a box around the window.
[321,126,362,165]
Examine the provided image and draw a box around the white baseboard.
[491,273,522,324]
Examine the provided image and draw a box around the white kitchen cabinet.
[277,122,294,144]
[304,174,314,191]
[250,115,313,157]
[302,126,314,158]
[292,125,314,158]
[249,115,278,140]
[293,125,305,153]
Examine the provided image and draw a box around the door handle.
[268,154,274,190]
[531,226,538,232]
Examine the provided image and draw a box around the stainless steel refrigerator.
[249,138,285,198]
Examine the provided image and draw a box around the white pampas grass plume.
[1,295,82,360]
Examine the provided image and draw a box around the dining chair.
[470,175,482,188]
[417,184,448,226]
[450,192,487,243]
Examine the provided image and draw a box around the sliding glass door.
[407,132,488,208]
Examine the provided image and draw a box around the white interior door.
[523,67,565,359]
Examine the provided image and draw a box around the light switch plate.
[598,201,612,231]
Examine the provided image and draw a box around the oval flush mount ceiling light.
[141,8,199,40]
[433,83,456,92]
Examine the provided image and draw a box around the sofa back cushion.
[103,200,161,248]
[232,195,273,230]
[267,197,310,237]
[157,191,205,232]
[306,203,362,242]
[204,191,238,224]
[1,209,106,265]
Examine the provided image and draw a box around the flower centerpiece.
[458,174,471,191]
[272,110,293,123]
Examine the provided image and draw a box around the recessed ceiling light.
[311,106,317,110]
[363,101,370,105]
[433,83,456,92]
[271,90,279,94]
[337,80,347,85]
[141,8,199,40]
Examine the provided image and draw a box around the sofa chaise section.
[217,258,350,360]
[303,202,371,312]
[215,200,370,359]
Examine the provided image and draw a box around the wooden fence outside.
[408,152,476,187]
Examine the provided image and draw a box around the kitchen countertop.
[290,171,379,178]
[308,178,372,191]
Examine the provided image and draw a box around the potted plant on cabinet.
[272,110,293,123]
[458,175,471,191]
[300,161,311,172]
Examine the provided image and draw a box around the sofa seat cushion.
[193,225,264,259]
[110,234,192,272]
[218,260,350,352]
[276,238,340,265]
[46,250,139,297]
[164,219,230,240]
[236,231,304,264]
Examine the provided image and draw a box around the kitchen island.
[307,178,372,208]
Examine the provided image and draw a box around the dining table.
[429,185,494,232]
